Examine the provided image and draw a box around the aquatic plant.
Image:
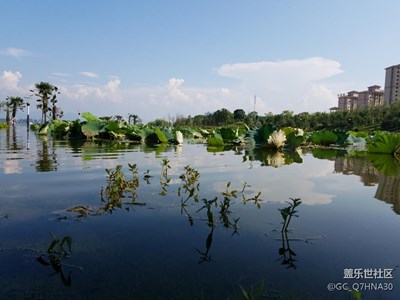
[239,281,265,300]
[267,129,286,149]
[367,132,400,155]
[279,198,302,232]
[100,163,141,211]
[179,165,200,205]
[160,158,171,195]
[35,233,80,287]
[311,130,338,146]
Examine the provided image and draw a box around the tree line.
[170,105,400,131]
[2,82,400,132]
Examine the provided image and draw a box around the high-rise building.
[337,86,384,111]
[384,64,400,104]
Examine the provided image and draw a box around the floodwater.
[1,126,400,299]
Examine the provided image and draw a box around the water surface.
[1,127,400,299]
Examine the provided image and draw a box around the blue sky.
[1,0,399,122]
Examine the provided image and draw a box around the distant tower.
[384,64,400,105]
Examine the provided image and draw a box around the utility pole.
[254,95,256,112]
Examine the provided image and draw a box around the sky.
[1,0,399,123]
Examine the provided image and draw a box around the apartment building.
[384,64,400,104]
[337,86,384,111]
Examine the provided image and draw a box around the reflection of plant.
[160,158,172,195]
[100,163,142,212]
[179,165,200,205]
[276,198,302,269]
[368,153,400,176]
[36,233,81,287]
[278,230,297,269]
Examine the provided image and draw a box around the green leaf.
[368,132,400,154]
[368,153,400,176]
[81,112,101,122]
[81,120,106,139]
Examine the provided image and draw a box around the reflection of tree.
[36,136,58,172]
[6,126,23,151]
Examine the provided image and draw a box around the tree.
[233,109,246,121]
[128,114,141,125]
[31,82,60,123]
[0,100,11,125]
[8,96,25,124]
[212,108,233,126]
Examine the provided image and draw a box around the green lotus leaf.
[81,112,101,122]
[312,130,338,146]
[368,132,400,154]
[218,127,237,141]
[81,120,106,139]
[368,153,400,176]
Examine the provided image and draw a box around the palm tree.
[0,100,11,125]
[30,82,60,123]
[7,96,25,125]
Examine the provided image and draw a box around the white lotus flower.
[268,129,286,148]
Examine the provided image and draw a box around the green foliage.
[254,124,276,144]
[81,111,101,122]
[311,130,338,146]
[207,136,225,147]
[218,127,237,141]
[367,132,400,154]
[0,122,8,129]
[333,130,349,146]
[81,119,106,139]
[50,120,71,138]
[239,281,265,300]
[368,154,400,176]
[282,127,304,149]
[312,148,346,160]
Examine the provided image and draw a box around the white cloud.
[13,57,345,122]
[0,70,23,91]
[0,47,30,58]
[217,57,343,113]
[79,71,99,78]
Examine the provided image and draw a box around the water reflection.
[36,135,58,172]
[334,155,400,214]
[243,148,303,167]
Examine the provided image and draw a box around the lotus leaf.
[255,124,276,144]
[81,120,106,139]
[368,154,400,176]
[312,130,338,146]
[81,112,101,122]
[218,127,237,141]
[207,135,225,147]
[367,132,400,154]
